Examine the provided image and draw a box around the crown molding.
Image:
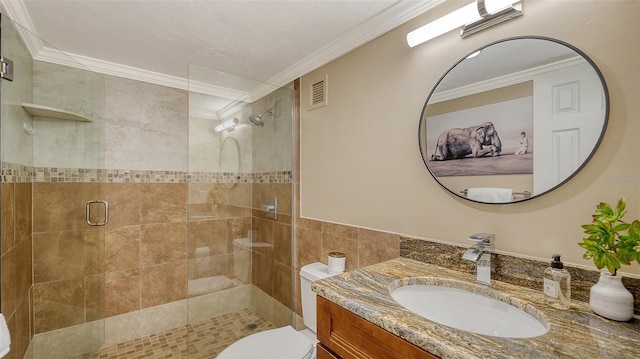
[265,0,444,87]
[429,56,585,103]
[1,0,441,102]
[0,0,36,33]
[35,46,251,101]
[1,0,44,58]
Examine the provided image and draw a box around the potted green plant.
[579,198,639,321]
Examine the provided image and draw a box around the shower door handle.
[86,200,109,226]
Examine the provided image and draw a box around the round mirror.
[419,36,609,204]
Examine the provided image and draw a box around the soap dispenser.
[543,254,571,310]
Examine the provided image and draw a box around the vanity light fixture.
[406,0,523,47]
[214,117,239,132]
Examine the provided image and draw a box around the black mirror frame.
[418,36,610,204]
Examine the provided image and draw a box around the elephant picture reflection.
[430,121,502,161]
[424,93,533,177]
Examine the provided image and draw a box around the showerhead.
[248,108,274,127]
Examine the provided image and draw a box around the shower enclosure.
[0,13,106,359]
[0,12,296,359]
[186,64,296,356]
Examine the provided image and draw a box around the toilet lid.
[216,325,315,359]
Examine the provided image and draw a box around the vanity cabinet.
[316,344,340,359]
[317,296,439,359]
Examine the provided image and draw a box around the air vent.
[309,75,327,110]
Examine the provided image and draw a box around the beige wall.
[300,0,640,275]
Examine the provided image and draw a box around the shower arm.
[259,108,274,117]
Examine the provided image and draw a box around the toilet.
[216,262,336,359]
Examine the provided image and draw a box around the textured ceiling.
[1,0,439,87]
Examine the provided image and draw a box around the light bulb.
[214,118,239,132]
[407,1,481,47]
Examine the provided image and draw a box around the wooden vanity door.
[316,296,438,359]
[317,344,340,359]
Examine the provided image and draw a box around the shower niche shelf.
[21,103,92,122]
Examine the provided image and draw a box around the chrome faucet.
[462,233,494,286]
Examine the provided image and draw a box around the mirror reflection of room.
[419,37,608,204]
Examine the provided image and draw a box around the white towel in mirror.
[0,313,10,358]
[466,187,513,203]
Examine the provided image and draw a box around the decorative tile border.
[1,162,292,184]
[35,167,106,183]
[189,171,254,184]
[104,169,187,183]
[254,171,292,183]
[1,162,33,182]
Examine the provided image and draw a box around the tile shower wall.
[0,15,35,359]
[101,180,263,319]
[32,61,105,170]
[31,182,104,334]
[1,182,33,359]
[248,86,294,316]
[1,61,295,356]
[103,75,187,172]
[103,183,188,317]
[24,169,292,348]
[251,183,293,310]
[89,74,291,336]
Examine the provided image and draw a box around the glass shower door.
[186,64,295,357]
[0,14,106,359]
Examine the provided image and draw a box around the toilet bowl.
[215,326,315,359]
[216,262,336,359]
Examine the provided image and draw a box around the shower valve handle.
[262,198,278,220]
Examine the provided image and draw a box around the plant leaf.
[612,223,630,233]
[579,198,640,275]
[615,198,628,219]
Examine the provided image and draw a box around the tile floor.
[90,309,276,359]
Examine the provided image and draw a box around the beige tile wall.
[103,183,187,317]
[31,182,104,334]
[18,173,295,351]
[251,183,293,310]
[6,172,294,355]
[293,218,401,315]
[102,180,295,320]
[1,183,34,359]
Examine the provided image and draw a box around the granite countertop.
[312,257,640,359]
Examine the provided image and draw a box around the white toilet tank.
[300,262,336,334]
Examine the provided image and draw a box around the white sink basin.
[390,279,548,338]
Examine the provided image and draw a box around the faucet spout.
[468,232,494,245]
[462,247,483,261]
[463,233,495,286]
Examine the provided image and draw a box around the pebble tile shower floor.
[91,309,275,359]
